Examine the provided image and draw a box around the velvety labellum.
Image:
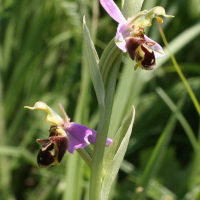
[126,37,156,70]
[138,45,155,70]
[50,136,69,163]
[126,37,145,60]
[37,140,56,168]
[36,126,69,168]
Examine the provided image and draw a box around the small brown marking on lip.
[137,55,143,61]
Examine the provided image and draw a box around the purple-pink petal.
[66,122,92,154]
[100,0,126,24]
[115,23,131,52]
[65,122,113,154]
[144,35,165,58]
[88,129,113,146]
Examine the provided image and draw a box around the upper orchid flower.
[25,102,112,168]
[100,0,173,70]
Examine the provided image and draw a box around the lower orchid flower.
[100,0,173,70]
[25,102,112,168]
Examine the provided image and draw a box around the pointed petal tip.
[58,103,70,126]
[143,35,165,58]
[36,139,49,145]
[131,106,135,119]
[24,101,47,111]
[106,138,113,147]
[83,15,86,24]
[24,105,34,110]
[100,0,126,24]
[163,14,174,18]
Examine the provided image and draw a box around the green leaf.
[108,59,139,138]
[83,16,105,106]
[99,39,122,86]
[101,107,135,200]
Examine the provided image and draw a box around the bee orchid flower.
[100,0,173,70]
[25,102,112,168]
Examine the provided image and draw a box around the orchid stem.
[89,49,122,200]
[89,104,111,200]
[77,148,92,169]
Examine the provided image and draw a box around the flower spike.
[59,103,70,127]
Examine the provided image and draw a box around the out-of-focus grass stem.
[133,97,182,200]
[159,27,200,192]
[91,0,99,42]
[159,25,200,116]
[156,87,199,152]
[188,118,200,194]
[0,77,14,200]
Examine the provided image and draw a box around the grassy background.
[0,0,200,199]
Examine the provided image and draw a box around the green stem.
[85,144,94,158]
[89,105,111,200]
[89,52,122,200]
[77,148,92,169]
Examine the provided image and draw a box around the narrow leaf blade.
[101,107,135,200]
[83,17,105,106]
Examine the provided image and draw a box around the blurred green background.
[0,0,200,199]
